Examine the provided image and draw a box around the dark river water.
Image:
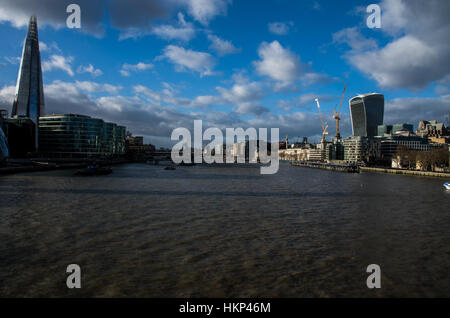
[0,163,449,297]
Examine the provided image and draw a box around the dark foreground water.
[0,163,449,297]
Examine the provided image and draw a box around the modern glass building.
[380,135,430,162]
[349,93,384,137]
[39,114,126,157]
[378,123,414,136]
[11,16,45,149]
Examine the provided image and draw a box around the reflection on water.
[0,163,449,297]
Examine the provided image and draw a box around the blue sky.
[0,0,449,146]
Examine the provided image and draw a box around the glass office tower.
[349,93,384,137]
[11,16,45,148]
[39,114,126,157]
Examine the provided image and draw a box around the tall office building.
[11,15,45,148]
[349,93,384,137]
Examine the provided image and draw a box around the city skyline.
[0,0,449,147]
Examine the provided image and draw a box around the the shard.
[11,15,45,148]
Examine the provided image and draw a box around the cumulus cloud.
[332,27,378,52]
[333,0,450,91]
[120,62,154,77]
[254,41,302,83]
[151,12,196,42]
[77,64,103,77]
[179,0,230,25]
[217,80,269,115]
[160,45,216,76]
[253,40,330,88]
[207,34,240,56]
[74,81,122,94]
[39,41,61,53]
[42,55,74,76]
[0,85,15,110]
[268,21,294,35]
[384,95,450,126]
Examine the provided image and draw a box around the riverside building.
[39,114,126,158]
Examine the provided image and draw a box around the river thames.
[0,163,449,297]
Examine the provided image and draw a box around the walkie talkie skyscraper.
[11,15,45,148]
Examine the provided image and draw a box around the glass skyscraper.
[11,16,45,148]
[349,93,384,137]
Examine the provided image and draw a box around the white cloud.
[42,55,74,76]
[180,0,230,25]
[333,0,450,91]
[74,81,122,94]
[120,62,154,77]
[77,64,103,77]
[210,77,270,115]
[254,41,302,84]
[207,34,240,56]
[161,45,216,76]
[268,22,294,35]
[39,41,61,53]
[385,95,450,125]
[4,56,20,65]
[253,40,331,87]
[151,12,196,42]
[332,27,378,52]
[0,85,15,109]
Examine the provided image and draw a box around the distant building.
[378,123,413,136]
[39,114,126,158]
[0,110,9,159]
[125,135,155,161]
[11,16,45,149]
[416,120,448,138]
[308,148,326,162]
[380,135,430,162]
[343,136,381,164]
[232,140,272,162]
[326,139,345,161]
[349,93,384,137]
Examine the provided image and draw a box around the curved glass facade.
[39,114,126,157]
[349,94,384,137]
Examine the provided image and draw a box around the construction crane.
[315,98,328,144]
[333,83,347,140]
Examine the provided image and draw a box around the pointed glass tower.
[11,15,45,148]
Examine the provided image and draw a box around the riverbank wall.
[360,167,450,178]
[0,159,130,176]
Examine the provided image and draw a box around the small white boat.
[444,182,450,190]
